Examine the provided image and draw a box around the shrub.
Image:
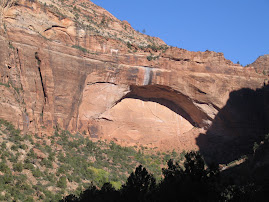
[147,55,159,61]
[11,145,19,151]
[127,41,132,49]
[88,167,109,187]
[23,163,34,170]
[1,142,7,149]
[0,162,10,173]
[40,158,53,168]
[32,168,42,178]
[0,173,13,184]
[9,154,18,163]
[13,162,23,172]
[111,181,121,190]
[48,153,55,162]
[57,165,68,176]
[72,45,88,53]
[57,176,67,189]
[57,152,66,163]
[19,144,28,150]
[27,149,37,159]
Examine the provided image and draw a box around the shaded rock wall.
[197,85,269,163]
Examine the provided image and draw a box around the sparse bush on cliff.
[139,44,169,52]
[127,41,132,49]
[147,55,159,61]
[72,45,88,53]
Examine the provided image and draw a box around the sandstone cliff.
[250,54,269,76]
[0,0,268,153]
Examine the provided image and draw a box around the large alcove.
[77,83,209,150]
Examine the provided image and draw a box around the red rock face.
[0,0,268,153]
[250,54,269,76]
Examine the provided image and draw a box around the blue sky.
[91,0,269,66]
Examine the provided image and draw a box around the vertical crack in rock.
[16,48,29,130]
[16,48,24,93]
[41,106,44,123]
[16,48,22,72]
[35,52,47,103]
[74,74,87,131]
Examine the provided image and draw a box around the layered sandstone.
[250,54,269,76]
[0,0,268,152]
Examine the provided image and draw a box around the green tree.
[122,165,156,200]
[184,151,207,180]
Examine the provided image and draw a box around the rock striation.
[0,0,268,152]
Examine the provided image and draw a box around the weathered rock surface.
[250,54,269,76]
[0,0,268,152]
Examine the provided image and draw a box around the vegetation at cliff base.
[0,119,269,201]
[0,119,182,201]
[62,144,269,202]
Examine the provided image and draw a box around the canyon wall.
[0,0,267,152]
